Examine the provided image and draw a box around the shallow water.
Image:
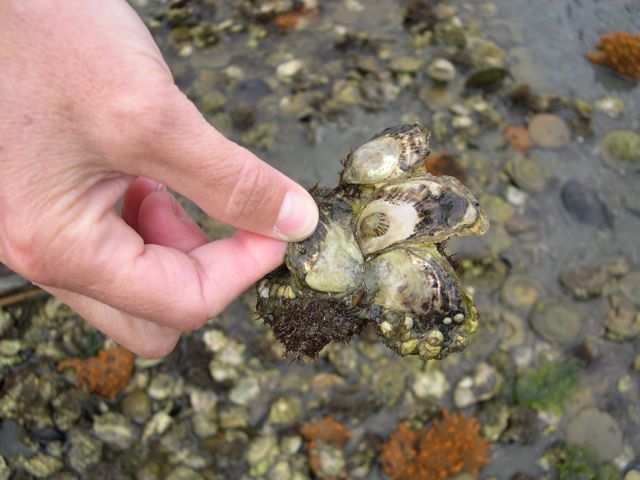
[143,0,640,476]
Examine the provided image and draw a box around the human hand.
[0,1,319,357]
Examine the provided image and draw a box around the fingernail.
[274,190,319,241]
[171,195,193,223]
[156,183,167,192]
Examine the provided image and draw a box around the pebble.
[277,59,304,81]
[120,389,152,423]
[560,264,610,299]
[625,470,640,480]
[594,96,624,117]
[92,412,137,450]
[529,297,584,345]
[601,130,640,166]
[426,58,456,82]
[566,407,622,462]
[412,368,450,400]
[389,57,424,74]
[454,363,503,408]
[561,179,612,228]
[528,114,571,149]
[267,396,302,426]
[67,431,102,473]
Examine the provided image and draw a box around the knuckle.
[223,163,272,225]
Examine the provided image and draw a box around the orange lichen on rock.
[380,411,491,480]
[58,345,134,400]
[587,32,640,80]
[503,124,534,153]
[300,417,352,480]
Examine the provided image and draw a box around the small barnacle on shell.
[256,123,488,359]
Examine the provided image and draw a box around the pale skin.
[0,1,319,357]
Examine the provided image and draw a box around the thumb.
[105,87,319,241]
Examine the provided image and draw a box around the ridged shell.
[355,174,488,255]
[364,244,477,360]
[341,123,430,185]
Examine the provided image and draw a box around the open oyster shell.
[257,123,488,359]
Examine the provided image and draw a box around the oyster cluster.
[257,124,488,359]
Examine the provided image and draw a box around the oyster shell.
[257,123,488,359]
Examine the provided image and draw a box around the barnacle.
[257,123,488,359]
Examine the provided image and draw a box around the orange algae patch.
[503,125,534,153]
[425,152,467,182]
[587,32,640,80]
[380,411,491,480]
[300,417,352,480]
[58,345,134,400]
[273,6,319,31]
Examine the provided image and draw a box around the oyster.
[257,123,488,359]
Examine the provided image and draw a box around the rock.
[566,407,623,462]
[426,58,456,82]
[501,274,542,311]
[92,412,137,450]
[229,375,261,406]
[120,389,152,423]
[247,434,279,477]
[277,59,304,81]
[0,456,9,480]
[620,271,640,304]
[21,453,63,478]
[142,410,173,442]
[229,102,257,130]
[68,431,102,473]
[498,310,527,351]
[505,155,550,192]
[528,114,571,149]
[219,405,249,429]
[454,362,503,408]
[389,57,423,74]
[529,297,584,345]
[478,402,510,442]
[165,466,205,480]
[371,360,409,406]
[148,373,180,401]
[479,194,515,224]
[200,91,226,113]
[267,396,302,426]
[412,367,450,400]
[560,264,610,299]
[601,130,640,166]
[594,96,624,118]
[561,180,612,228]
[625,470,640,480]
[603,294,640,340]
[465,66,508,90]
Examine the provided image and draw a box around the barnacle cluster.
[257,123,488,359]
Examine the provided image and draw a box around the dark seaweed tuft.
[257,292,367,359]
